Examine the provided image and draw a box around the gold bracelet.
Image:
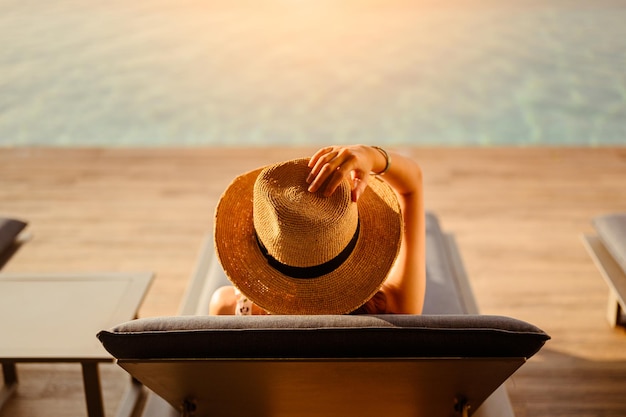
[371,146,391,175]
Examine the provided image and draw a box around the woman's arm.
[307,145,425,314]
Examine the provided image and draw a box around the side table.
[0,272,153,417]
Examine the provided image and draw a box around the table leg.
[607,289,626,328]
[2,361,17,385]
[0,361,18,409]
[81,362,105,417]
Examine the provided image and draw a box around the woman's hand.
[308,144,426,314]
[307,145,383,202]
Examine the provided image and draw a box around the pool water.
[1,0,624,147]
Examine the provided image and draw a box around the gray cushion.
[423,212,465,314]
[594,213,626,275]
[98,314,549,360]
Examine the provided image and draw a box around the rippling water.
[1,0,625,146]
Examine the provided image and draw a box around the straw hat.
[214,158,402,315]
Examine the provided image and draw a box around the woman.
[209,144,425,315]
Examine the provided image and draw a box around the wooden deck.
[1,146,625,417]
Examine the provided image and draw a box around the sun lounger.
[582,213,626,327]
[98,212,549,417]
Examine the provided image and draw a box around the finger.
[319,167,348,197]
[351,176,369,202]
[308,146,336,168]
[307,156,341,193]
[318,155,359,197]
[307,151,347,192]
[307,149,339,184]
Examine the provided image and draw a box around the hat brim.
[214,164,402,315]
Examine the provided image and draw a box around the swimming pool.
[1,0,624,147]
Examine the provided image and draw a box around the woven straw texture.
[214,158,402,315]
